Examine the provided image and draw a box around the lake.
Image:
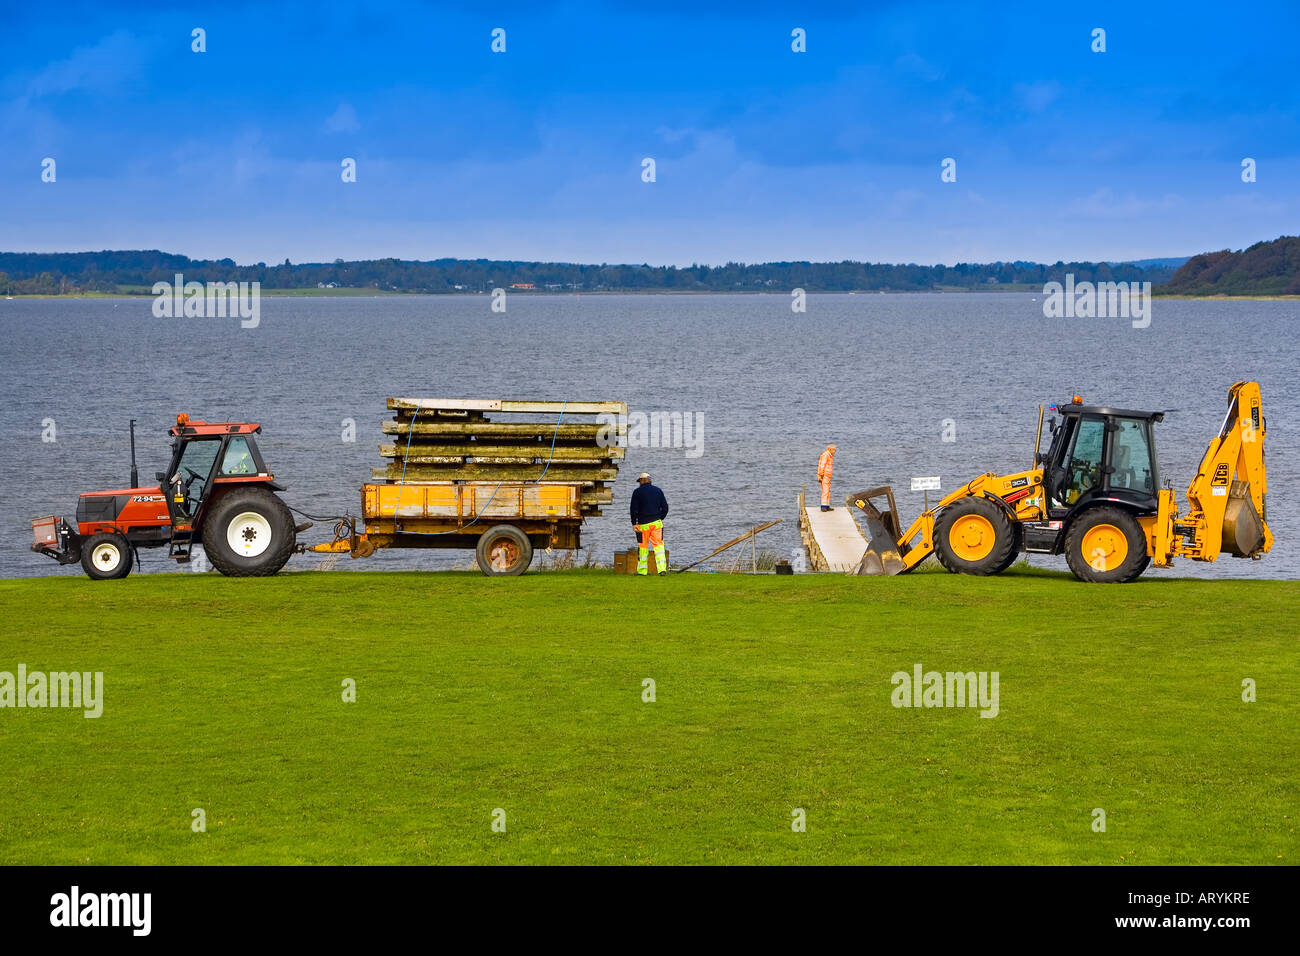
[1,292,1296,579]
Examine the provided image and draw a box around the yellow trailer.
[310,481,588,574]
[309,398,625,575]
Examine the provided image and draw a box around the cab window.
[1110,419,1155,495]
[177,438,221,481]
[174,438,221,514]
[220,437,256,475]
[1060,417,1105,505]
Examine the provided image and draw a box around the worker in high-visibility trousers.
[630,472,670,575]
[817,444,837,511]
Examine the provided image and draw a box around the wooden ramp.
[798,486,868,573]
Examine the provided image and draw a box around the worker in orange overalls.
[630,472,669,575]
[817,444,837,511]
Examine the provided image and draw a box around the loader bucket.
[847,487,907,575]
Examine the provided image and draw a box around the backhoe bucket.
[1221,480,1267,557]
[847,487,907,575]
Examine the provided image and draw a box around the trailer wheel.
[1065,507,1148,583]
[475,524,533,576]
[933,497,1016,575]
[201,486,296,577]
[81,532,133,580]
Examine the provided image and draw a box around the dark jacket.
[630,482,669,526]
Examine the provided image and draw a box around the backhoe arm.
[1156,380,1271,564]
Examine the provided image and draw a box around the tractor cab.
[162,415,278,524]
[1039,397,1163,516]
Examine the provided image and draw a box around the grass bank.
[0,569,1294,864]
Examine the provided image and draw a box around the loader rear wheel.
[475,524,533,576]
[81,532,133,580]
[202,486,296,577]
[934,497,1015,576]
[1065,507,1148,583]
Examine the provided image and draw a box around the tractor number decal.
[132,495,164,503]
[1009,477,1029,488]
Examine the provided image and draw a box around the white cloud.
[325,103,360,134]
[1065,188,1184,219]
[25,31,142,99]
[1013,81,1061,113]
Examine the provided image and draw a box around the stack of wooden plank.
[375,399,627,517]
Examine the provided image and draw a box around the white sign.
[911,476,941,492]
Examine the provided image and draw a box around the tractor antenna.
[129,419,139,488]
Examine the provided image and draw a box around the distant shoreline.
[3,288,1297,301]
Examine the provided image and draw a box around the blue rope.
[535,400,567,482]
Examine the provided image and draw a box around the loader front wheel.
[81,532,133,580]
[1065,507,1148,583]
[934,497,1015,576]
[202,487,296,577]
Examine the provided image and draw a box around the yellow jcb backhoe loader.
[850,381,1271,583]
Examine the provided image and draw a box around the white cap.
[638,472,652,481]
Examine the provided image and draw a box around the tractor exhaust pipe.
[129,419,139,489]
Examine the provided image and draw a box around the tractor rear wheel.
[202,486,296,577]
[1064,507,1148,583]
[475,524,533,576]
[81,532,134,580]
[933,497,1016,575]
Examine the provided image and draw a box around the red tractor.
[32,415,301,580]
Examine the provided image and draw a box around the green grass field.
[0,568,1295,865]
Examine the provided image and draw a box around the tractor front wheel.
[202,486,296,577]
[80,532,133,580]
[1064,507,1148,583]
[933,497,1016,575]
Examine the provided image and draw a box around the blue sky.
[2,1,1297,266]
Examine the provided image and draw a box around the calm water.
[1,293,1296,579]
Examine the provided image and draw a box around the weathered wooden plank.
[381,421,624,439]
[385,455,613,466]
[374,464,620,482]
[367,479,604,489]
[379,443,625,461]
[389,398,627,415]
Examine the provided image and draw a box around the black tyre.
[475,524,533,576]
[991,526,1024,574]
[201,486,296,577]
[81,532,133,580]
[933,497,1016,575]
[1064,506,1148,583]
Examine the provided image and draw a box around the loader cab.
[1042,401,1162,516]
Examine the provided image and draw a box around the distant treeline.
[1157,235,1300,296]
[0,249,1179,295]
